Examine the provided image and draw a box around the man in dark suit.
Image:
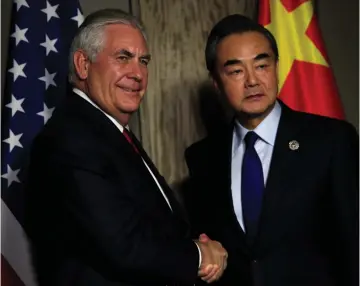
[24,9,228,286]
[184,14,358,286]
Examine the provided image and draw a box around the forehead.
[216,31,273,60]
[103,23,148,53]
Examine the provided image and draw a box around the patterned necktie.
[241,131,264,239]
[122,129,139,154]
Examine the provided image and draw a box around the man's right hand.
[194,234,228,283]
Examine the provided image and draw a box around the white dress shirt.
[72,88,202,267]
[231,101,282,231]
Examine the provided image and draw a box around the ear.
[211,75,220,93]
[73,49,90,80]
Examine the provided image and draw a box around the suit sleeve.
[183,145,209,239]
[32,140,199,285]
[330,121,359,286]
[184,145,224,286]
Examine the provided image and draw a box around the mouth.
[120,87,141,93]
[245,93,264,100]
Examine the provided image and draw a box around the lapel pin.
[289,140,299,151]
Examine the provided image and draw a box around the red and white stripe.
[1,199,38,286]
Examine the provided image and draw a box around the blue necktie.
[241,131,264,239]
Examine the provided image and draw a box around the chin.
[119,104,141,114]
[117,99,141,111]
[240,105,264,115]
[242,105,274,119]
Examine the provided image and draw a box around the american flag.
[1,1,84,285]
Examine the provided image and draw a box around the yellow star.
[265,0,328,92]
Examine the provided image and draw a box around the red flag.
[258,0,345,119]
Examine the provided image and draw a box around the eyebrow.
[223,53,271,67]
[118,49,151,61]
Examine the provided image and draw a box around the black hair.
[205,14,279,74]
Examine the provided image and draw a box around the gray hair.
[68,8,148,84]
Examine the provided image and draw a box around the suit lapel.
[130,132,191,231]
[69,95,177,217]
[68,94,142,161]
[214,124,249,253]
[254,103,304,253]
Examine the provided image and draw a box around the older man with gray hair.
[24,8,227,286]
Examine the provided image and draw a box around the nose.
[128,62,143,83]
[245,68,259,88]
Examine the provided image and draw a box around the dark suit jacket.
[24,93,199,286]
[184,102,359,286]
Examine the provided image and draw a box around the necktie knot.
[123,128,132,142]
[244,131,259,148]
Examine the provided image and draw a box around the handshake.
[194,234,228,283]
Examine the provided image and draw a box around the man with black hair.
[184,14,358,286]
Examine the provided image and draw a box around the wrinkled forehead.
[103,23,148,52]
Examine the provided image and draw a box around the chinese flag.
[258,0,345,119]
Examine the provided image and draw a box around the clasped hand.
[195,234,228,283]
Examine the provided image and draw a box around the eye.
[256,64,268,70]
[140,58,149,66]
[229,69,243,75]
[117,55,129,61]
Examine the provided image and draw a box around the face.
[213,31,278,123]
[76,24,150,125]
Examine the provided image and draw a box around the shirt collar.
[72,87,129,133]
[233,100,282,151]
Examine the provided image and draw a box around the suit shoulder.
[184,134,222,175]
[294,111,358,138]
[185,135,214,162]
[30,106,104,164]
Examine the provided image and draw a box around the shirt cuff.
[194,241,202,268]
